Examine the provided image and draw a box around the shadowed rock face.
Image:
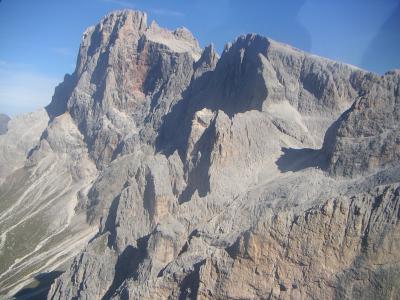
[1,9,399,300]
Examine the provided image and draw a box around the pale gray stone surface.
[0,109,48,183]
[324,70,400,177]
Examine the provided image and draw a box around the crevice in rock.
[104,193,121,248]
[178,119,215,204]
[177,229,200,257]
[143,170,156,219]
[225,236,241,259]
[178,259,206,300]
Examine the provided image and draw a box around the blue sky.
[0,0,399,116]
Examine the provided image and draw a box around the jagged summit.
[46,9,204,167]
[223,33,270,54]
[229,33,367,75]
[1,9,399,300]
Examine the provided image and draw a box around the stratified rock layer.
[0,9,399,300]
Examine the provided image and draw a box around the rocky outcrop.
[1,9,399,300]
[324,70,400,177]
[197,184,400,299]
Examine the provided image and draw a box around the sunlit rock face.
[47,10,202,168]
[323,70,400,177]
[1,9,399,300]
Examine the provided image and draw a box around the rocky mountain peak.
[201,43,219,65]
[2,9,399,300]
[99,9,147,35]
[46,9,204,167]
[173,26,199,45]
[145,21,202,61]
[193,44,219,80]
[224,33,271,56]
[76,10,148,75]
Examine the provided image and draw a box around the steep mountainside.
[0,110,48,184]
[0,10,399,300]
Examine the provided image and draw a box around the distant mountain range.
[0,114,10,135]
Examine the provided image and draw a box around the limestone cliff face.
[196,185,400,299]
[1,9,399,300]
[47,10,201,168]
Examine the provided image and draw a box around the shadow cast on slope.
[155,69,215,158]
[276,147,328,173]
[101,235,149,300]
[13,271,63,300]
[156,35,272,158]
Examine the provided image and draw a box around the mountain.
[0,110,48,184]
[0,114,10,135]
[0,10,399,299]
